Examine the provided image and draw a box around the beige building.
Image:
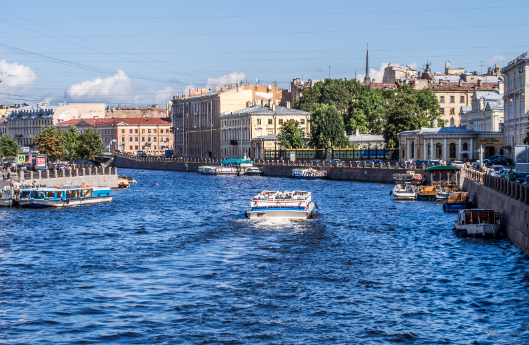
[105,106,167,119]
[7,102,106,147]
[219,100,310,159]
[382,64,418,83]
[460,91,504,132]
[502,51,529,160]
[399,126,504,162]
[58,117,172,155]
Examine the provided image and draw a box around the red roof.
[58,117,171,126]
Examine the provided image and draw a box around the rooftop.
[428,82,499,91]
[221,104,309,116]
[58,117,171,126]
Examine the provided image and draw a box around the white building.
[460,90,504,132]
[502,51,529,160]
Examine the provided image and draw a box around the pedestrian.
[508,168,516,181]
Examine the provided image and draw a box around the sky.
[0,0,528,107]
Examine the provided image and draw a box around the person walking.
[508,168,516,182]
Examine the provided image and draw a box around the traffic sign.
[17,155,26,164]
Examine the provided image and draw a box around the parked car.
[471,162,481,170]
[514,172,529,183]
[486,156,512,167]
[2,161,13,169]
[57,164,66,170]
[371,159,383,167]
[483,155,503,164]
[17,163,27,171]
[311,159,322,164]
[450,160,465,169]
[428,160,442,166]
[414,160,428,166]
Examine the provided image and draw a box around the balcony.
[230,140,238,146]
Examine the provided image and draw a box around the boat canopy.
[425,165,460,173]
[220,158,253,164]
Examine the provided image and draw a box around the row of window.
[122,136,170,142]
[440,108,456,115]
[439,96,465,104]
[118,128,170,134]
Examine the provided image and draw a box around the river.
[1,168,529,344]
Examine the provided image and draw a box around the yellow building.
[219,99,310,159]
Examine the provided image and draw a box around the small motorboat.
[238,166,262,176]
[436,184,457,200]
[118,175,130,188]
[393,171,423,185]
[443,192,473,212]
[391,183,417,200]
[417,185,437,201]
[198,166,218,175]
[453,209,501,237]
[245,190,316,219]
[17,186,112,208]
[291,168,327,179]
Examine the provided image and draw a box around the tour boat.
[214,166,237,175]
[442,192,473,212]
[238,166,262,176]
[453,209,501,237]
[245,190,316,219]
[393,171,422,185]
[291,168,327,179]
[216,158,251,175]
[17,185,112,208]
[416,185,437,201]
[198,166,218,175]
[391,183,417,200]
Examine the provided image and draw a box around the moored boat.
[393,171,422,185]
[238,166,262,176]
[17,185,112,208]
[245,190,316,219]
[416,185,437,201]
[198,166,218,175]
[391,183,417,200]
[291,168,327,179]
[453,209,501,237]
[443,192,473,212]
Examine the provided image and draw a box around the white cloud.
[205,71,245,90]
[0,60,37,97]
[489,55,507,66]
[356,62,417,83]
[65,70,174,105]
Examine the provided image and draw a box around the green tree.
[277,120,305,149]
[61,126,81,161]
[0,135,18,157]
[310,104,349,149]
[33,126,64,160]
[77,127,105,160]
[383,92,432,148]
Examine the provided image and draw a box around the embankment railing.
[466,168,529,204]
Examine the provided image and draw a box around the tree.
[33,126,64,160]
[277,120,305,149]
[523,125,529,145]
[61,126,80,161]
[383,92,432,148]
[309,104,349,149]
[0,135,18,157]
[77,127,105,160]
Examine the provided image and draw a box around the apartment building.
[460,91,504,132]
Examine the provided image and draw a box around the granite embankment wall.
[115,156,425,183]
[465,169,529,253]
[16,166,119,188]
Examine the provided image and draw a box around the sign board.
[476,137,503,145]
[17,155,25,164]
[290,151,296,162]
[27,151,33,164]
[36,155,47,169]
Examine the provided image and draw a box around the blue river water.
[1,168,529,344]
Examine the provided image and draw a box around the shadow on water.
[0,168,528,344]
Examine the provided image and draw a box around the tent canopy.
[425,165,460,173]
[220,158,253,164]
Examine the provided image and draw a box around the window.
[148,129,151,133]
[460,96,465,103]
[166,129,169,133]
[142,137,145,142]
[450,117,455,126]
[450,96,455,103]
[135,129,138,133]
[450,108,455,115]
[129,129,132,133]
[268,119,273,125]
[147,137,151,142]
[440,108,445,114]
[153,137,157,142]
[257,119,261,125]
[121,129,125,133]
[436,143,442,159]
[154,129,157,133]
[300,119,305,124]
[135,137,138,142]
[129,146,132,150]
[279,119,283,125]
[449,143,456,159]
[142,129,145,134]
[129,137,133,142]
[440,96,445,103]
[135,145,138,149]
[462,142,468,158]
[154,145,157,150]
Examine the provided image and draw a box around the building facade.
[460,90,504,132]
[399,126,504,162]
[502,51,529,159]
[219,100,310,159]
[105,107,167,119]
[7,102,106,147]
[382,64,418,83]
[58,118,172,155]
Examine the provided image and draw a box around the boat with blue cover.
[17,185,112,208]
[291,168,327,179]
[245,190,316,219]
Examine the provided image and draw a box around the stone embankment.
[114,155,425,183]
[11,166,119,188]
[465,169,529,253]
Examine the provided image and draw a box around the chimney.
[439,79,443,85]
[230,84,236,89]
[372,78,375,83]
[271,103,276,112]
[478,79,482,87]
[246,101,252,107]
[459,79,463,87]
[355,128,359,136]
[268,99,273,107]
[221,86,227,91]
[261,99,266,106]
[214,87,220,91]
[93,115,99,120]
[285,102,291,109]
[499,80,504,93]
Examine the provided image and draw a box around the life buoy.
[313,172,317,177]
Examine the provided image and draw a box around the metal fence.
[264,149,399,161]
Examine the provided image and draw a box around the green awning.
[425,165,460,173]
[220,158,253,164]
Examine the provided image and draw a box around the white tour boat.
[245,190,316,219]
[238,166,262,176]
[453,209,501,237]
[390,183,417,200]
[291,168,327,179]
[198,166,218,175]
[17,185,112,208]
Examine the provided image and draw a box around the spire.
[363,44,371,84]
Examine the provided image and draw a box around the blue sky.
[0,0,527,106]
